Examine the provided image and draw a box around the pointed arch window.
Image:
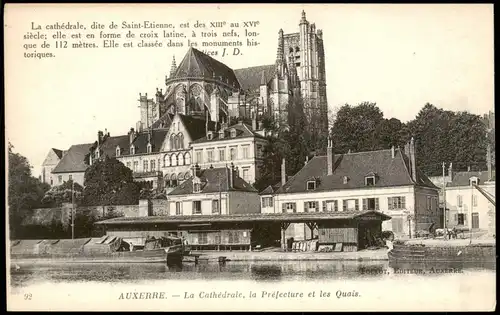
[164,154,171,167]
[174,135,180,150]
[172,154,178,166]
[178,133,184,149]
[178,152,184,166]
[116,146,121,157]
[170,134,175,150]
[130,145,135,155]
[147,143,152,154]
[171,173,178,187]
[184,152,191,165]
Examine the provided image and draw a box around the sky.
[5,4,494,177]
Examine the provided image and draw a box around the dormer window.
[365,176,376,186]
[194,182,202,193]
[219,130,225,139]
[343,176,349,184]
[130,145,135,155]
[115,146,121,157]
[147,143,152,154]
[207,131,213,140]
[469,177,479,186]
[230,128,237,138]
[307,180,316,191]
[193,177,202,193]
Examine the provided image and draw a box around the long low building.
[96,210,391,252]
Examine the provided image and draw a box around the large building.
[442,170,495,235]
[264,138,440,240]
[41,148,64,186]
[42,10,328,192]
[50,144,93,186]
[137,10,328,135]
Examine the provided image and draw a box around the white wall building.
[442,170,495,235]
[265,138,440,240]
[167,165,260,216]
[190,121,268,185]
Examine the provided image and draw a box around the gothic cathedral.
[137,11,328,137]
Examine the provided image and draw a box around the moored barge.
[387,238,496,263]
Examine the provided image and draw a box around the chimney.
[228,163,235,189]
[128,128,135,145]
[226,163,233,188]
[258,121,263,130]
[281,157,287,185]
[487,143,493,181]
[410,137,417,182]
[327,138,334,175]
[252,114,257,131]
[97,131,104,145]
[448,162,453,181]
[404,141,412,178]
[391,146,395,159]
[195,163,201,178]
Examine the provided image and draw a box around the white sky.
[4,4,494,177]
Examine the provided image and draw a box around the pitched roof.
[234,64,275,92]
[276,148,438,194]
[130,129,169,155]
[259,182,283,195]
[178,114,217,142]
[172,48,240,89]
[52,143,93,173]
[51,148,63,159]
[446,170,496,187]
[191,122,265,144]
[95,210,392,225]
[168,167,257,195]
[151,113,174,129]
[99,135,130,158]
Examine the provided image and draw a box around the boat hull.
[10,247,183,264]
[388,243,496,263]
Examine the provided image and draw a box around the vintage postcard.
[5,3,496,312]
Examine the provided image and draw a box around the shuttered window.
[212,200,219,214]
[343,199,359,211]
[304,201,319,212]
[282,203,296,213]
[362,198,379,210]
[388,197,406,210]
[323,200,338,212]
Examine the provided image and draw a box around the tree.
[82,156,140,206]
[330,102,389,153]
[377,118,409,149]
[8,143,50,238]
[407,104,488,176]
[41,180,84,208]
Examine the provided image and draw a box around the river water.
[8,260,496,311]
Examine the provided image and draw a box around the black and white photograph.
[5,3,495,311]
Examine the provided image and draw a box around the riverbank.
[188,248,389,262]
